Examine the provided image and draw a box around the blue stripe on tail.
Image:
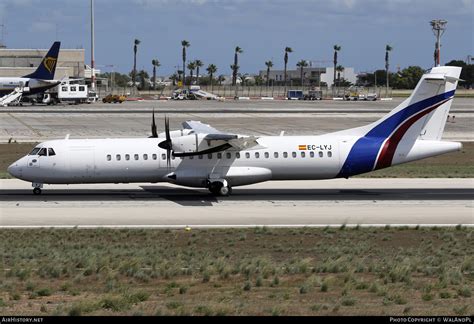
[337,90,455,178]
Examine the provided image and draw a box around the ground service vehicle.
[102,94,126,103]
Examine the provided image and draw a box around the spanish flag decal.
[298,145,306,150]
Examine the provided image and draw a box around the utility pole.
[430,19,447,67]
[90,0,96,90]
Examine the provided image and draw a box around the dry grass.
[0,227,472,315]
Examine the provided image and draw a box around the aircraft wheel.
[219,185,232,196]
[33,187,42,195]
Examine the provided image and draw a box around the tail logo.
[43,57,57,73]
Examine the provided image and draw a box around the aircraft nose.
[7,162,20,178]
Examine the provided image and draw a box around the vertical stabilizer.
[23,41,61,80]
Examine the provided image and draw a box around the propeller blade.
[158,115,172,169]
[151,109,158,138]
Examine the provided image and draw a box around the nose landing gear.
[32,183,43,195]
[208,179,232,196]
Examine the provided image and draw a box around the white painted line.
[1,224,472,229]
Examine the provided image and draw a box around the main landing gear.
[208,180,232,196]
[32,183,43,195]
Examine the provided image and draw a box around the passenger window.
[292,152,297,158]
[274,152,279,158]
[264,152,269,158]
[70,86,76,91]
[255,152,260,158]
[283,152,288,158]
[125,154,130,160]
[310,151,315,158]
[38,148,47,156]
[319,151,323,157]
[48,148,56,156]
[301,152,305,158]
[116,154,121,161]
[134,154,139,160]
[61,86,67,91]
[328,151,332,158]
[245,152,250,159]
[199,155,203,159]
[161,154,166,160]
[189,156,194,159]
[226,152,231,159]
[79,86,85,91]
[29,148,41,155]
[217,153,222,159]
[152,154,157,160]
[208,153,212,159]
[107,154,111,161]
[143,154,148,160]
[236,152,240,159]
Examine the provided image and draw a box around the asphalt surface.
[1,179,472,227]
[1,97,472,142]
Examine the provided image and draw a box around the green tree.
[265,60,273,86]
[283,47,293,90]
[296,60,308,86]
[195,59,204,85]
[137,69,149,90]
[336,65,344,87]
[151,59,161,90]
[391,66,424,89]
[181,40,190,86]
[187,61,196,85]
[132,39,141,87]
[446,60,474,88]
[206,64,217,91]
[232,46,243,86]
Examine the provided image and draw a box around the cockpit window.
[29,148,41,155]
[48,148,56,156]
[38,148,47,156]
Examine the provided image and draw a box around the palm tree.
[151,59,160,90]
[187,61,196,85]
[283,47,293,91]
[170,73,178,86]
[194,59,203,85]
[336,65,344,87]
[296,60,308,86]
[333,45,341,90]
[132,39,141,87]
[232,46,243,86]
[181,40,190,86]
[265,60,273,86]
[206,64,217,92]
[217,75,225,85]
[385,44,393,97]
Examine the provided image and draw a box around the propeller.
[158,116,172,167]
[149,108,158,138]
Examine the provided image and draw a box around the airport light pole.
[430,19,447,67]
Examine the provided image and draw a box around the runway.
[1,179,472,227]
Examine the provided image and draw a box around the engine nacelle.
[171,134,221,155]
[158,129,193,138]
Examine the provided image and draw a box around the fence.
[95,85,392,100]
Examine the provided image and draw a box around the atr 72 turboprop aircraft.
[0,42,61,97]
[8,66,462,196]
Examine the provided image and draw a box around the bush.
[321,281,328,292]
[439,291,451,299]
[256,276,263,287]
[299,285,309,294]
[458,286,471,298]
[243,281,252,291]
[36,288,52,297]
[341,297,356,306]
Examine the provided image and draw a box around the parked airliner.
[8,66,462,196]
[0,42,61,96]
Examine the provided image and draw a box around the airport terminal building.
[259,66,357,87]
[0,46,85,79]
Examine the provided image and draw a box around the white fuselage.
[0,77,59,96]
[7,135,460,188]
